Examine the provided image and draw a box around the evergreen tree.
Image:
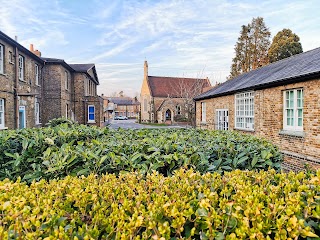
[250,17,271,69]
[229,17,271,79]
[268,28,303,63]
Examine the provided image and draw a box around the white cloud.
[2,0,320,97]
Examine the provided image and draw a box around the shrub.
[174,114,188,122]
[0,125,282,182]
[46,118,77,127]
[0,169,318,239]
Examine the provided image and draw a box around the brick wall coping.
[281,150,320,164]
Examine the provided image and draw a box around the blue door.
[19,106,26,129]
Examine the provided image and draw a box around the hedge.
[0,123,282,182]
[0,169,319,239]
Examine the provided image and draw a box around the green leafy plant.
[0,169,318,239]
[0,123,283,182]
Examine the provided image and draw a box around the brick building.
[103,96,140,120]
[140,61,211,124]
[194,48,320,171]
[0,31,43,129]
[41,59,103,126]
[0,30,103,129]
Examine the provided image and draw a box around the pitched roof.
[195,47,320,100]
[70,63,99,85]
[42,57,74,72]
[148,76,211,98]
[108,97,140,105]
[0,31,44,64]
[42,59,99,84]
[69,64,94,72]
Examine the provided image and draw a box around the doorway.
[165,109,172,121]
[216,109,228,130]
[19,106,26,129]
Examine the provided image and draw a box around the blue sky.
[1,0,320,97]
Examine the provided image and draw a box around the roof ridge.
[229,47,320,81]
[195,46,320,101]
[148,75,207,80]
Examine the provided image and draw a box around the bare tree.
[166,73,211,126]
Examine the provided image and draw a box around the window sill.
[234,128,255,132]
[279,129,305,137]
[87,121,96,124]
[0,127,8,130]
[200,122,207,125]
[0,73,8,77]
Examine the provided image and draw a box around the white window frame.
[65,71,69,90]
[66,103,69,118]
[235,91,254,130]
[88,105,95,123]
[9,51,14,64]
[35,99,40,124]
[283,89,303,131]
[0,99,5,129]
[18,55,24,81]
[0,44,4,74]
[35,64,39,85]
[201,102,206,123]
[216,109,229,130]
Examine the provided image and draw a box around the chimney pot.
[30,44,34,51]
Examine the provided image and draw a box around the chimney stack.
[29,43,42,57]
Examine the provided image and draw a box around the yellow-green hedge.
[0,169,319,239]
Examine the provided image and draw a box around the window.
[9,51,13,64]
[284,89,303,131]
[35,64,39,85]
[88,105,95,122]
[84,78,88,96]
[201,102,206,123]
[216,109,229,130]
[66,104,69,118]
[176,105,181,115]
[0,44,3,74]
[144,99,147,112]
[35,99,40,124]
[235,91,254,130]
[18,55,24,80]
[0,99,5,128]
[65,71,69,90]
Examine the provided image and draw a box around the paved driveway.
[107,119,190,130]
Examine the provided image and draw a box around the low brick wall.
[281,150,320,172]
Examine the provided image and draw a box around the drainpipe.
[14,46,19,129]
[40,61,45,124]
[193,100,196,128]
[83,98,87,125]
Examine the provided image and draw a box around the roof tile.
[148,76,211,98]
[195,47,320,100]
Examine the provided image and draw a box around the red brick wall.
[196,78,320,171]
